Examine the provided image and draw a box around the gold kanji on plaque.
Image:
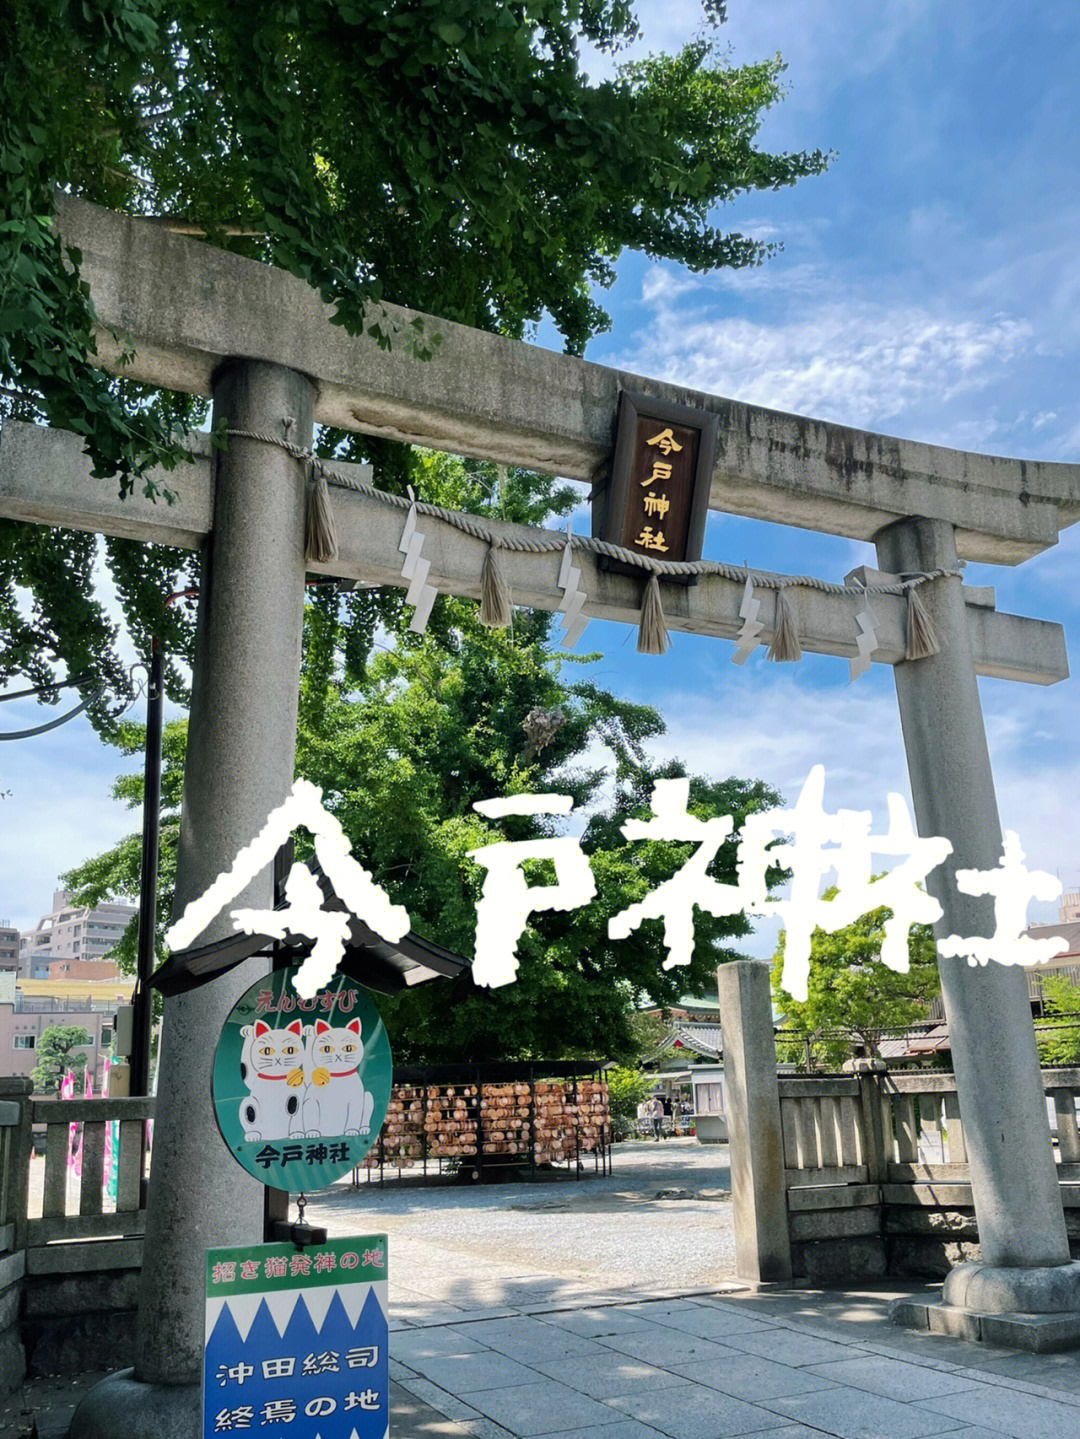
[641,460,673,486]
[642,492,670,519]
[635,526,669,552]
[645,428,683,457]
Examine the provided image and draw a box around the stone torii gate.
[2,194,1080,1436]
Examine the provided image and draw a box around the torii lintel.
[53,193,1080,567]
[0,419,1068,687]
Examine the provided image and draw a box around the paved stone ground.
[1,1369,110,1438]
[304,1137,1080,1437]
[382,1285,1080,1439]
[14,1290,1080,1438]
[305,1138,736,1318]
[11,1140,1080,1436]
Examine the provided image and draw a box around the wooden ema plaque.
[594,390,718,584]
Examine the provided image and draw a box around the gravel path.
[304,1139,736,1317]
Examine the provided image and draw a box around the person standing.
[659,1093,672,1139]
[636,1096,652,1139]
[650,1095,664,1141]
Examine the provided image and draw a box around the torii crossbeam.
[2,196,1078,1437]
[0,418,1068,685]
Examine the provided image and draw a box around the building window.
[694,1082,724,1115]
[12,1035,35,1050]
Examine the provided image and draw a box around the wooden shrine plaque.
[594,390,718,584]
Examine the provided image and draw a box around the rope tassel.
[479,543,513,627]
[905,585,941,660]
[767,586,802,662]
[637,574,669,655]
[304,463,339,563]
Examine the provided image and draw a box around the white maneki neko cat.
[238,1018,306,1142]
[301,1017,375,1138]
[237,1015,374,1142]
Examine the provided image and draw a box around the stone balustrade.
[0,1082,154,1386]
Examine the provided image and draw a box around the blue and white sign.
[204,1235,388,1438]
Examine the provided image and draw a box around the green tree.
[627,1009,671,1063]
[2,1,828,717]
[606,1065,656,1133]
[31,1025,93,1093]
[772,890,940,1071]
[65,586,784,1062]
[1036,975,1080,1067]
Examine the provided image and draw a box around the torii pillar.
[878,517,1080,1340]
[72,359,315,1438]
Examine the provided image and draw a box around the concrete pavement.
[388,1284,1080,1439]
[11,1281,1080,1436]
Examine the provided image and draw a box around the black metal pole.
[131,638,163,1098]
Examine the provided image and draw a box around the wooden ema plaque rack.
[354,1060,611,1185]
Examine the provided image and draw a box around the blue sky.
[3,0,1080,945]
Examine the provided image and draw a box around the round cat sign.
[211,965,393,1191]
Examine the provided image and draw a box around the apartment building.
[2,975,135,1085]
[18,890,136,979]
[0,923,18,973]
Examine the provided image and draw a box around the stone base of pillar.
[69,1369,200,1439]
[892,1261,1080,1354]
[943,1259,1080,1312]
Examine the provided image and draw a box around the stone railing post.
[0,1077,33,1254]
[0,1076,33,1401]
[717,960,792,1285]
[855,1065,888,1188]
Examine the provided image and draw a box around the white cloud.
[638,257,826,309]
[1039,412,1080,464]
[617,286,1034,439]
[640,267,703,305]
[590,0,938,117]
[0,535,186,931]
[646,664,908,812]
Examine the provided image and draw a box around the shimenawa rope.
[221,426,959,661]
